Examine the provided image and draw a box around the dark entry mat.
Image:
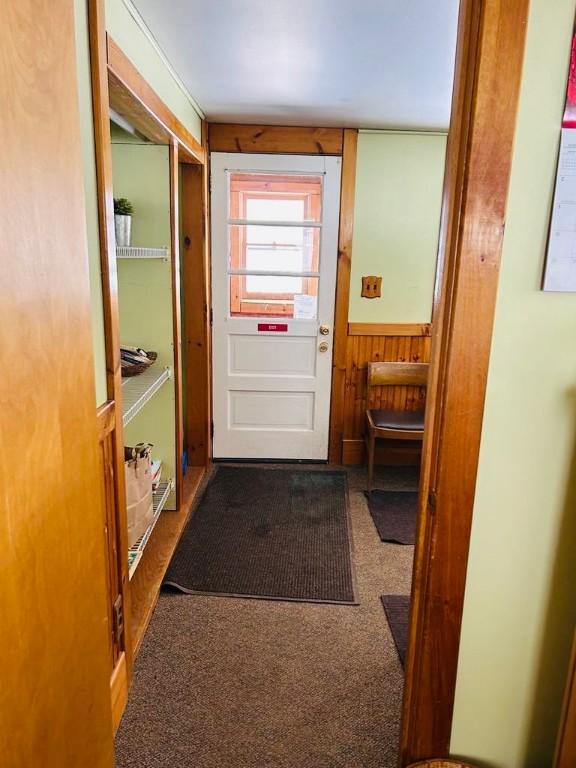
[381,594,410,668]
[366,490,418,544]
[163,467,357,604]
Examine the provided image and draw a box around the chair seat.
[369,408,425,431]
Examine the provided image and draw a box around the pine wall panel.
[340,324,431,464]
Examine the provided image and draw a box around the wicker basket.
[121,350,157,377]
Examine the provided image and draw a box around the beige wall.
[348,131,446,324]
[451,1,576,765]
[106,0,203,142]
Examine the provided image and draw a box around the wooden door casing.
[88,0,133,692]
[400,0,530,761]
[0,1,115,765]
[556,632,576,768]
[97,401,123,667]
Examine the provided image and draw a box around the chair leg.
[367,432,375,496]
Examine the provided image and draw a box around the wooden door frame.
[555,631,576,767]
[207,122,354,462]
[326,0,529,761]
[181,120,213,466]
[88,0,134,691]
[89,0,529,756]
[399,0,529,762]
[328,128,358,463]
[88,0,210,725]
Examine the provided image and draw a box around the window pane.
[229,276,319,319]
[246,274,303,293]
[246,198,304,222]
[229,172,322,223]
[229,225,319,273]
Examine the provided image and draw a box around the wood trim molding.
[399,0,529,762]
[169,139,184,508]
[208,123,344,155]
[88,0,133,680]
[555,632,576,767]
[181,131,212,466]
[347,322,431,337]
[97,400,115,439]
[110,652,128,734]
[106,35,204,165]
[328,129,358,464]
[342,438,421,466]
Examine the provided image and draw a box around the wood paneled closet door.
[0,2,115,767]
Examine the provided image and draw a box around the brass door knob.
[319,325,330,335]
[318,341,329,353]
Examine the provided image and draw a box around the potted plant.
[114,197,134,247]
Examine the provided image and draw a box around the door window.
[228,173,323,318]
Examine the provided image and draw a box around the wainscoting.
[339,323,431,465]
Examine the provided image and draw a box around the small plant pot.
[115,214,132,247]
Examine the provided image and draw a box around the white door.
[211,152,342,460]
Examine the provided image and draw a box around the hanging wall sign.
[543,31,576,291]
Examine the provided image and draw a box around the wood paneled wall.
[340,323,431,464]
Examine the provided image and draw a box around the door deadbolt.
[318,341,329,353]
[319,325,330,335]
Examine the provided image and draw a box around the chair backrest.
[367,361,429,388]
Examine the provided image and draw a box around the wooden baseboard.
[110,652,128,733]
[347,322,432,337]
[342,438,422,466]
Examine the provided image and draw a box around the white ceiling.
[132,0,460,131]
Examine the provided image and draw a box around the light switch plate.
[361,275,382,299]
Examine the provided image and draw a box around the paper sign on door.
[293,294,317,319]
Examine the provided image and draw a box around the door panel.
[230,391,316,429]
[0,2,114,765]
[211,153,341,460]
[229,335,317,376]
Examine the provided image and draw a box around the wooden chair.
[365,361,429,494]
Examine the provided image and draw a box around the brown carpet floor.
[115,465,417,768]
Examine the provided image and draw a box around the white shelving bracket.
[128,478,174,579]
[116,246,169,261]
[122,366,171,427]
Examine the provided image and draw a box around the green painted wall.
[75,0,204,408]
[106,0,202,142]
[451,1,576,766]
[348,132,446,323]
[74,0,108,407]
[111,140,177,509]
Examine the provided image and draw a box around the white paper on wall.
[543,127,576,291]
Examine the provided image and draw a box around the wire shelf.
[122,366,171,427]
[117,246,169,260]
[128,478,174,580]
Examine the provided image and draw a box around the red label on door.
[257,323,288,332]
